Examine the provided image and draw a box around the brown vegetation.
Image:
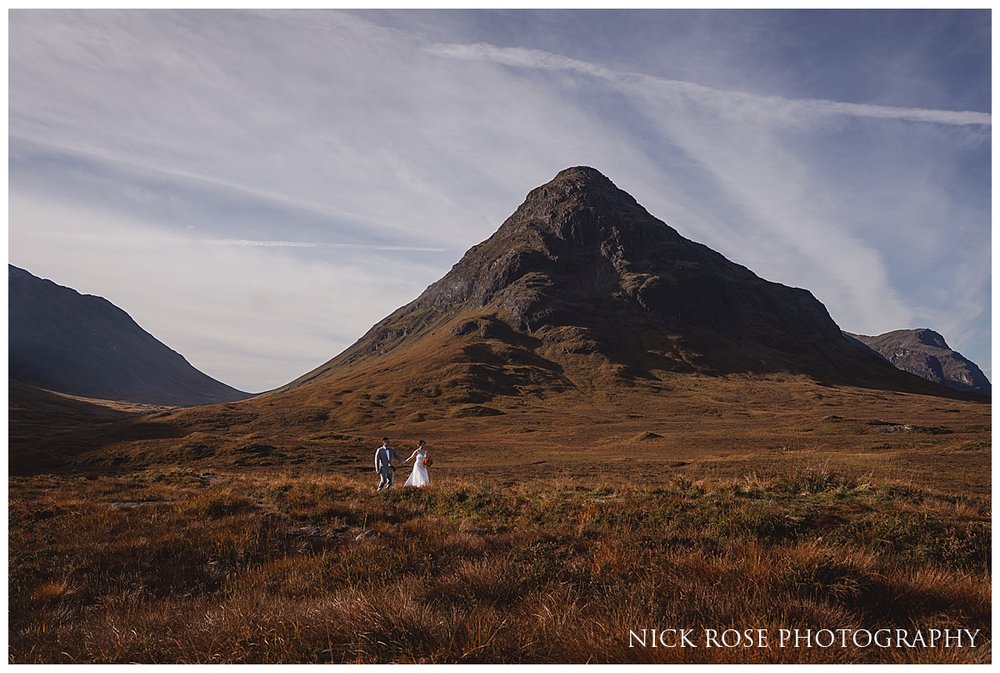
[10,418,991,663]
[9,365,991,663]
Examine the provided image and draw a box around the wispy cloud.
[427,42,991,127]
[204,239,444,252]
[17,227,445,253]
[204,239,319,248]
[11,134,412,242]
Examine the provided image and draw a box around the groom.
[374,437,404,492]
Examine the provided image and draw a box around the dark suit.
[375,444,403,490]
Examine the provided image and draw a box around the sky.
[8,9,991,392]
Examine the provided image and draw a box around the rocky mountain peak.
[498,166,678,249]
[912,328,949,349]
[522,166,626,208]
[280,167,958,401]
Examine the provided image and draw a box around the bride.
[403,440,431,488]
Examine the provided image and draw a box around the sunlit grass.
[9,466,991,663]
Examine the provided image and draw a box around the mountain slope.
[9,265,250,406]
[849,329,991,395]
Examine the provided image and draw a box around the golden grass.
[9,466,991,663]
[9,373,991,662]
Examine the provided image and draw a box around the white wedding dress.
[404,449,430,487]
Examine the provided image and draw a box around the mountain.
[267,166,955,415]
[29,166,986,473]
[848,329,991,395]
[9,265,250,406]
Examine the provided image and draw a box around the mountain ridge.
[9,265,250,406]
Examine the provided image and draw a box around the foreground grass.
[9,468,991,663]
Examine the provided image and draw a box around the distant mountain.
[9,265,249,406]
[848,329,990,396]
[260,166,955,422]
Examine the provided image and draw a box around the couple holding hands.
[374,437,432,491]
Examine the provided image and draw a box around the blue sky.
[9,9,991,392]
